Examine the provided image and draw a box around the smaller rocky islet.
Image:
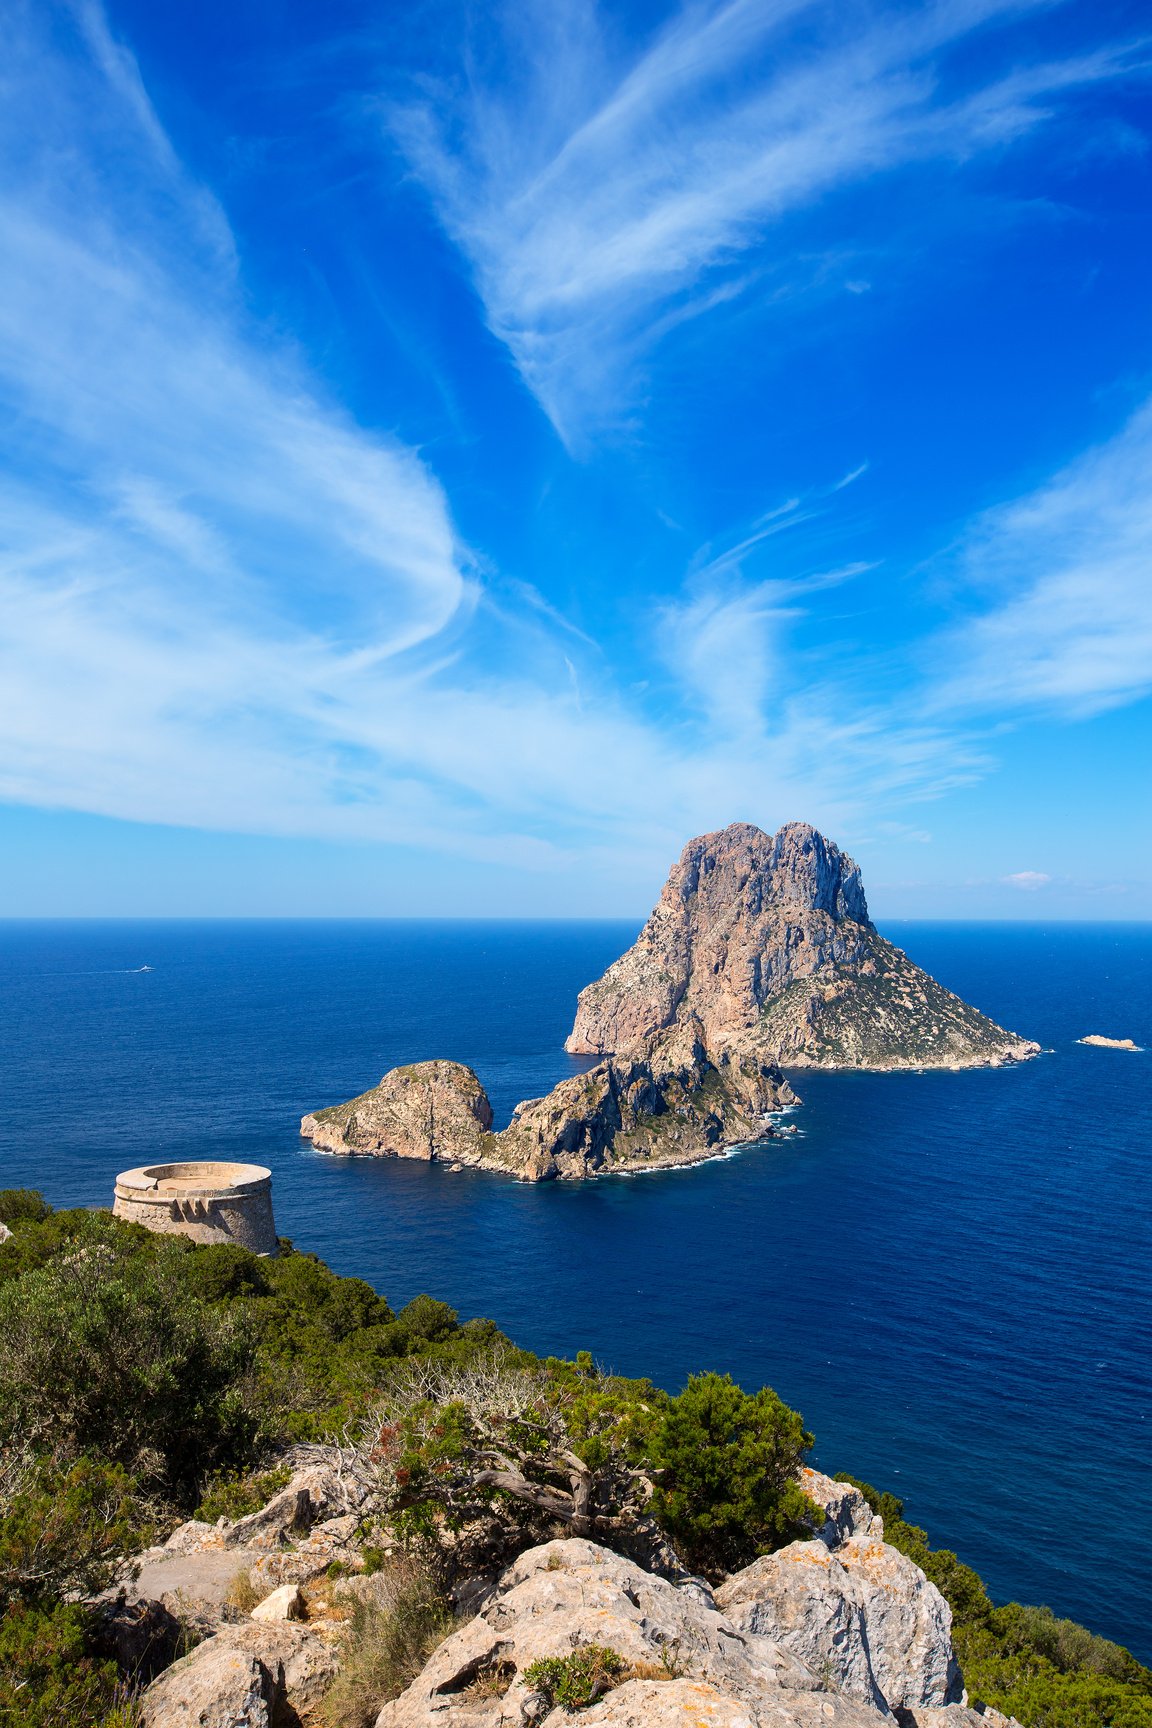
[301,820,1039,1181]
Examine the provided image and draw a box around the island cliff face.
[568,822,1039,1071]
[302,819,1038,1180]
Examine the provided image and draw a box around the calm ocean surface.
[1,919,1149,1659]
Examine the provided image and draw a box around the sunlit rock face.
[567,821,1039,1071]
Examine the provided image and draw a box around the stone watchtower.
[113,1160,278,1256]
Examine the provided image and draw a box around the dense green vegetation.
[375,1351,817,1578]
[1,1188,1147,1728]
[0,1192,509,1727]
[838,1477,1152,1728]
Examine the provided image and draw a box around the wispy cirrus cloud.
[0,2,990,882]
[933,397,1152,716]
[391,0,1146,442]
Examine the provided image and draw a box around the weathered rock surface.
[799,1468,883,1547]
[250,1582,306,1622]
[139,1636,276,1727]
[301,1060,496,1162]
[0,1221,12,1246]
[140,1620,337,1727]
[904,1709,1022,1728]
[303,1019,795,1181]
[568,823,1038,1071]
[375,1538,892,1728]
[715,1537,962,1715]
[1077,1034,1142,1051]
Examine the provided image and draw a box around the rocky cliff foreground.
[132,1458,1019,1728]
[302,820,1037,1179]
[569,822,1038,1071]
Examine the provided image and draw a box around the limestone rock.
[716,1536,962,1715]
[374,1537,880,1728]
[250,1582,305,1622]
[904,1709,1022,1728]
[139,1638,275,1727]
[0,1222,12,1246]
[140,1621,337,1728]
[799,1468,882,1547]
[567,822,1038,1071]
[499,1018,795,1180]
[301,1060,495,1162]
[574,1676,870,1727]
[304,1020,794,1183]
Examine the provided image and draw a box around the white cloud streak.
[3,1,1146,901]
[934,398,1152,715]
[391,0,1145,441]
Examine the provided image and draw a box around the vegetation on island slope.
[0,1188,1148,1728]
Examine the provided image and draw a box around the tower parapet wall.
[113,1160,277,1255]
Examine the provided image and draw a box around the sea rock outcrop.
[715,1537,963,1715]
[302,1019,795,1181]
[301,1061,495,1162]
[569,823,1038,1071]
[302,819,1038,1181]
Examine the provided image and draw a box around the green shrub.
[0,1598,126,1728]
[0,1453,150,1607]
[395,1294,458,1344]
[522,1646,625,1711]
[0,1190,51,1226]
[652,1372,816,1577]
[183,1243,271,1304]
[0,1239,254,1499]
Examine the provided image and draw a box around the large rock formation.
[302,819,1037,1181]
[371,1534,998,1728]
[302,1020,796,1181]
[373,1537,876,1728]
[716,1537,963,1715]
[568,823,1038,1071]
[301,1061,496,1162]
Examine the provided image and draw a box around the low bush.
[195,1464,292,1524]
[522,1645,626,1711]
[0,1598,131,1728]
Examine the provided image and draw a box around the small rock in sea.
[1077,1034,1142,1051]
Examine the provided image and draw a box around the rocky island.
[302,821,1038,1180]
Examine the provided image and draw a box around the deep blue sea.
[1,920,1149,1661]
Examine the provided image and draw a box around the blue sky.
[1,0,1150,917]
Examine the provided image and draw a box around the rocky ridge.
[301,820,1037,1181]
[128,1460,1022,1728]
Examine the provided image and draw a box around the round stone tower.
[113,1160,278,1255]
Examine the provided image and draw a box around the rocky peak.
[568,820,1037,1072]
[676,822,870,925]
